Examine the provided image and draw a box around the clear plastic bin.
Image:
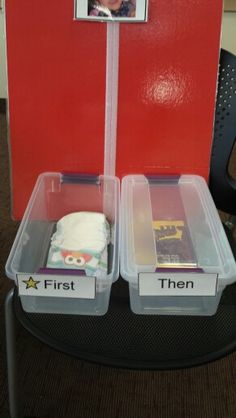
[6,172,120,315]
[120,174,236,316]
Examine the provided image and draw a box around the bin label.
[17,274,96,299]
[138,272,218,296]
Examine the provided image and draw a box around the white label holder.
[17,274,96,299]
[139,272,218,297]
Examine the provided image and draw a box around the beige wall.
[221,12,236,55]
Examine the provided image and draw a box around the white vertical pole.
[104,22,120,176]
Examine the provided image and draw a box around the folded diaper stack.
[46,212,110,277]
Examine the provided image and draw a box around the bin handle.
[146,175,180,184]
[38,268,87,276]
[61,173,100,184]
[155,267,204,273]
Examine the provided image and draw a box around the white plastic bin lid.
[120,174,236,287]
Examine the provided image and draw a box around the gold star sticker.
[23,276,41,290]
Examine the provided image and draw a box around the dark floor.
[1,110,236,418]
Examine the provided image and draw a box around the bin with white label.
[5,172,120,315]
[120,175,236,316]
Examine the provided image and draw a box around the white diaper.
[46,212,110,276]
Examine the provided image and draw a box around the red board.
[5,0,223,219]
[117,0,223,178]
[6,1,107,219]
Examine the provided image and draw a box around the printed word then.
[158,278,194,289]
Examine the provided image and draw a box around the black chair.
[210,49,236,218]
[5,49,236,418]
[210,48,236,252]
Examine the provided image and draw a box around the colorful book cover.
[153,220,197,268]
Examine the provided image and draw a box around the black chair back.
[210,49,236,215]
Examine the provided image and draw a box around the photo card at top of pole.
[75,0,148,22]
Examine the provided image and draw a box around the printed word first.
[44,279,75,291]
